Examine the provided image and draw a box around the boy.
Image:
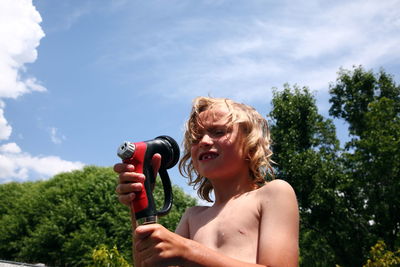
[114,97,299,266]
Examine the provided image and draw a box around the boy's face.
[190,105,249,180]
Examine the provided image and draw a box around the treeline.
[0,166,196,266]
[270,66,400,266]
[0,66,399,266]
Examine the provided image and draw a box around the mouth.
[199,151,219,161]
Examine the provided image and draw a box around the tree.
[0,166,196,266]
[268,82,397,266]
[363,240,400,267]
[329,66,400,252]
[0,181,43,260]
[329,66,400,138]
[90,245,130,267]
[269,67,400,266]
[269,84,343,266]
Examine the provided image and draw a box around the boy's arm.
[136,225,269,267]
[257,179,299,266]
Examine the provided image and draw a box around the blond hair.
[179,97,274,202]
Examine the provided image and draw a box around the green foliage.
[299,229,335,267]
[269,67,400,267]
[270,84,339,157]
[269,85,343,266]
[0,166,196,266]
[329,65,400,141]
[349,97,400,249]
[363,240,400,267]
[91,245,130,267]
[330,66,400,255]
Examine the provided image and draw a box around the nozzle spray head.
[117,141,136,160]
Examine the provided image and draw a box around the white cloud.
[125,0,400,103]
[0,0,45,140]
[0,142,21,154]
[0,0,85,183]
[0,108,12,140]
[49,127,66,144]
[0,146,85,183]
[59,2,93,32]
[0,0,46,99]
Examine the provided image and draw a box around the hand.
[114,153,162,206]
[135,224,187,267]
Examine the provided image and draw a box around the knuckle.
[154,243,164,253]
[132,183,142,191]
[152,231,161,241]
[113,165,121,173]
[118,196,126,205]
[115,184,120,193]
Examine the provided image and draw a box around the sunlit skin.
[114,104,299,267]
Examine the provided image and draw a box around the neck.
[210,172,255,205]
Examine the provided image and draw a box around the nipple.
[216,231,225,248]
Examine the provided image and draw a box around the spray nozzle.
[117,141,136,160]
[116,135,180,223]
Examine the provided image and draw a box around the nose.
[199,134,213,147]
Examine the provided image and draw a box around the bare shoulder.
[176,205,210,237]
[257,179,296,196]
[255,179,298,208]
[257,181,299,266]
[192,205,210,211]
[182,205,210,218]
[187,205,210,212]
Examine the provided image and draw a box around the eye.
[191,133,203,144]
[215,129,225,135]
[211,128,227,137]
[191,137,199,144]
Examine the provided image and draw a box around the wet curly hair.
[179,97,274,202]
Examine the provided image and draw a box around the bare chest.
[188,197,261,261]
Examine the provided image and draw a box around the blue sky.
[1,0,400,198]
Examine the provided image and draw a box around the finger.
[151,153,162,178]
[138,248,158,267]
[135,224,156,240]
[141,255,155,267]
[114,163,135,173]
[116,182,143,195]
[118,172,145,184]
[116,181,141,206]
[135,237,154,254]
[136,242,161,267]
[118,193,135,206]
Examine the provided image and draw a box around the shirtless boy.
[114,97,299,267]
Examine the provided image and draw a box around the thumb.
[135,224,156,239]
